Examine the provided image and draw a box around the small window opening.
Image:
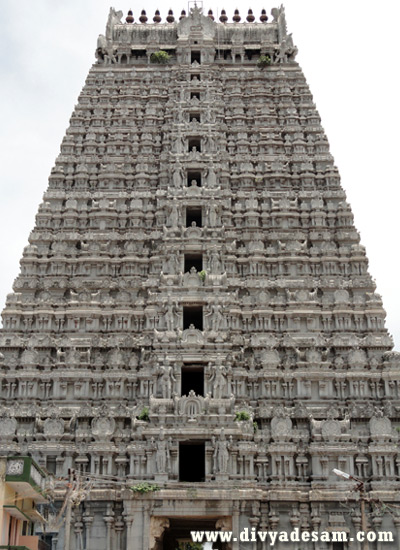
[187,171,202,187]
[181,365,204,396]
[245,48,261,60]
[186,207,202,227]
[189,112,201,122]
[190,91,200,100]
[132,49,147,59]
[179,442,205,481]
[223,50,232,60]
[191,51,201,64]
[191,73,201,81]
[184,253,203,273]
[163,48,176,57]
[183,306,203,330]
[46,456,57,474]
[188,138,201,152]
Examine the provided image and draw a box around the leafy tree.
[150,50,171,64]
[137,407,150,421]
[235,411,251,421]
[257,54,271,68]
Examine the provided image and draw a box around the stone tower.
[1,6,399,550]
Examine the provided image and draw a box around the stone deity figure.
[106,8,123,39]
[167,200,180,227]
[213,429,230,473]
[205,301,224,332]
[205,134,215,152]
[172,163,183,187]
[206,201,219,227]
[155,428,171,473]
[189,179,200,191]
[209,357,227,398]
[158,362,176,399]
[165,251,181,274]
[205,166,217,188]
[208,249,223,274]
[164,297,179,331]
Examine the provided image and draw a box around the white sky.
[0,1,399,349]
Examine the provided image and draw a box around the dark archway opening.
[191,51,201,64]
[181,366,204,396]
[189,112,201,122]
[184,253,203,273]
[162,518,226,550]
[187,171,202,187]
[183,306,203,330]
[186,207,202,227]
[245,48,261,61]
[188,138,201,152]
[179,442,205,482]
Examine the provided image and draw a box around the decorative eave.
[95,5,298,66]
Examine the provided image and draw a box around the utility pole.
[333,469,368,550]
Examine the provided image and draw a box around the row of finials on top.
[123,8,270,24]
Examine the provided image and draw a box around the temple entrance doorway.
[161,517,230,550]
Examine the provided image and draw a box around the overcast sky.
[0,1,399,349]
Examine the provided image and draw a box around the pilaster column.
[74,514,83,550]
[249,516,260,550]
[232,501,240,550]
[258,520,268,550]
[123,513,135,550]
[142,503,151,550]
[352,512,362,550]
[82,509,94,550]
[104,503,115,550]
[393,516,400,549]
[114,515,125,550]
[372,515,383,550]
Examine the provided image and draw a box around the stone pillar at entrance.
[149,517,170,550]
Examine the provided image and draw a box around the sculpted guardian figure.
[205,301,224,332]
[164,297,179,331]
[209,357,227,398]
[206,201,219,227]
[155,428,171,473]
[158,361,176,399]
[213,429,230,473]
